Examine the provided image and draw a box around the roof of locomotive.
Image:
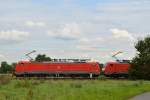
[18,60,99,64]
[105,62,130,65]
[106,59,131,64]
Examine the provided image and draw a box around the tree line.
[0,62,15,74]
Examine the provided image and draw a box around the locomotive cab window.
[20,63,25,66]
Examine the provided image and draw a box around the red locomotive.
[104,61,130,78]
[15,60,101,78]
[104,51,131,78]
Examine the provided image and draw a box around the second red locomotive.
[104,61,130,78]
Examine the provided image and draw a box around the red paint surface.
[104,62,130,75]
[15,61,101,74]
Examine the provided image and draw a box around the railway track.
[13,76,99,80]
[14,77,129,81]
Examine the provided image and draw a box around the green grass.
[0,76,150,100]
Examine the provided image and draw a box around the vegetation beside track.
[0,75,150,100]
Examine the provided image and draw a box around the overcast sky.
[0,0,150,63]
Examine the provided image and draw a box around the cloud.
[78,38,90,44]
[0,54,4,58]
[79,37,104,45]
[0,30,29,41]
[47,23,81,40]
[0,54,6,62]
[77,37,104,51]
[25,21,46,27]
[76,45,98,51]
[110,28,135,41]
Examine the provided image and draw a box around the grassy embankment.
[0,75,150,100]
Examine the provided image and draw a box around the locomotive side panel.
[104,62,130,77]
[15,61,101,78]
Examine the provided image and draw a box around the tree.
[11,63,16,73]
[129,36,150,80]
[0,61,12,73]
[35,54,52,62]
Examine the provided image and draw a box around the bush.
[0,62,12,74]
